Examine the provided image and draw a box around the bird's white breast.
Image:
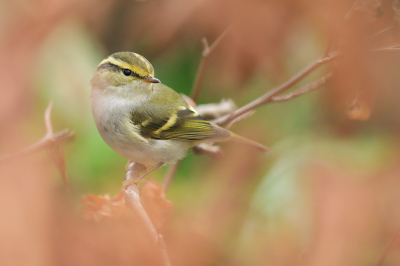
[90,87,191,165]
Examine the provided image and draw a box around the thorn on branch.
[201,38,210,57]
[44,101,54,137]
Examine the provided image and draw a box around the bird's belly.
[98,128,191,165]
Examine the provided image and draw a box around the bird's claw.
[122,179,140,191]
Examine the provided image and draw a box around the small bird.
[90,52,268,183]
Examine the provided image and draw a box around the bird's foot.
[123,162,164,190]
[122,178,140,190]
[125,160,133,171]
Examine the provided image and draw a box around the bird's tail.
[229,132,269,152]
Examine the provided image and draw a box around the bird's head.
[91,52,160,88]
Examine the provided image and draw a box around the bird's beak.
[144,76,161,83]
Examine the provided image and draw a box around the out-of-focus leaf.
[81,190,126,222]
[141,180,174,234]
[345,0,382,25]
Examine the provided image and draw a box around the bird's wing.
[129,83,229,141]
[130,104,230,141]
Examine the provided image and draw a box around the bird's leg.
[122,162,164,190]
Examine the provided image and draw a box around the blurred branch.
[195,98,237,119]
[373,47,400,52]
[368,25,396,41]
[163,38,399,193]
[163,161,181,193]
[163,27,231,193]
[0,102,74,186]
[226,110,255,130]
[271,72,333,103]
[212,51,340,126]
[124,162,171,266]
[191,26,231,103]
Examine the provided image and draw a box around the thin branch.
[191,26,231,103]
[195,98,237,119]
[163,161,181,193]
[226,110,255,130]
[271,72,333,102]
[163,27,231,192]
[124,162,171,266]
[372,47,400,52]
[368,25,396,41]
[47,145,69,187]
[317,51,342,64]
[0,102,74,187]
[0,129,73,162]
[212,51,340,126]
[157,235,172,266]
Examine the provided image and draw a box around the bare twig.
[271,72,333,102]
[372,47,400,52]
[0,102,74,186]
[124,162,171,266]
[195,98,237,119]
[212,51,340,126]
[226,110,255,130]
[162,28,399,191]
[191,26,231,103]
[0,129,73,162]
[163,161,182,193]
[157,235,172,266]
[47,146,69,187]
[368,25,396,41]
[163,28,231,192]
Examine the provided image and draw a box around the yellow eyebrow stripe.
[99,57,149,77]
[154,114,178,135]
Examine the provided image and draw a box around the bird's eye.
[123,69,132,76]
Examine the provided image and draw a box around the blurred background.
[1,0,400,265]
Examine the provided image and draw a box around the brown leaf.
[81,190,127,222]
[141,180,174,234]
